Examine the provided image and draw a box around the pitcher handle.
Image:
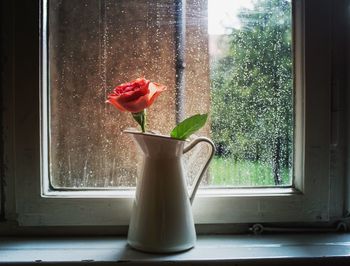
[183,137,215,204]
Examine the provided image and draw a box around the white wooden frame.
[4,0,345,229]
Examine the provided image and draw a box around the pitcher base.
[127,240,195,254]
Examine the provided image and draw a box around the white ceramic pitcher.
[126,131,215,253]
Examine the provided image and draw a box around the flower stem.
[132,110,146,132]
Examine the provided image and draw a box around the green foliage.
[211,0,293,185]
[171,114,208,140]
[210,156,291,187]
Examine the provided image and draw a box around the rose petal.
[106,95,127,112]
[114,78,150,95]
[117,85,149,104]
[147,82,166,106]
[121,94,150,113]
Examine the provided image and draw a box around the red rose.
[106,77,166,113]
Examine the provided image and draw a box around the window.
[46,0,293,190]
[2,0,348,230]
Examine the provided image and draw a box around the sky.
[208,0,253,35]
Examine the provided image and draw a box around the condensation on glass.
[46,0,293,189]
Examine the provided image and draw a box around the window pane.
[47,0,211,188]
[209,0,293,186]
[48,0,178,188]
[46,0,293,189]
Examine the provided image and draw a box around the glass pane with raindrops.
[47,0,293,189]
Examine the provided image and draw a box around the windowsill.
[1,234,350,265]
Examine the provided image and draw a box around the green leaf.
[170,114,208,140]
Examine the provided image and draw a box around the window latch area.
[249,220,350,235]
